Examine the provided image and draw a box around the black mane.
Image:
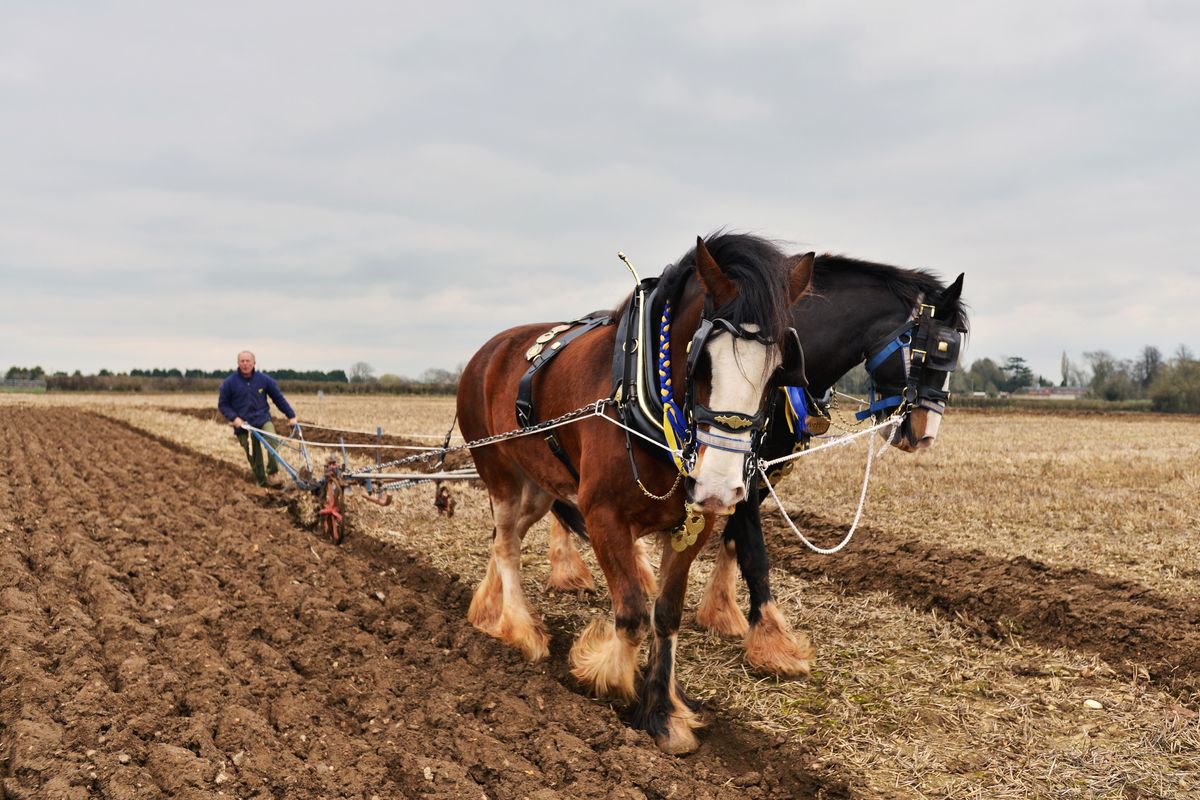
[610,232,792,341]
[814,254,970,332]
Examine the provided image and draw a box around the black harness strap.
[515,316,613,480]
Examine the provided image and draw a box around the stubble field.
[1,392,1197,799]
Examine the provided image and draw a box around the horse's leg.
[634,523,712,755]
[726,498,813,677]
[546,516,596,592]
[695,518,749,637]
[569,507,648,702]
[634,535,658,598]
[546,516,655,596]
[467,480,554,661]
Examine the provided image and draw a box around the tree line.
[7,348,1199,411]
[5,363,463,395]
[791,343,1200,414]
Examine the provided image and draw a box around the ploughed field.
[2,394,1198,799]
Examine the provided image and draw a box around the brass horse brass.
[713,414,752,430]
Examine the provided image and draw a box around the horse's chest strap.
[515,316,613,480]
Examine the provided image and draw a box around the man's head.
[237,351,256,377]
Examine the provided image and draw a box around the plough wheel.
[319,479,346,545]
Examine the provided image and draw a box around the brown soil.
[763,512,1200,694]
[0,408,844,800]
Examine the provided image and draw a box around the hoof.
[695,593,749,639]
[744,602,814,678]
[570,619,637,701]
[546,561,596,593]
[654,705,706,755]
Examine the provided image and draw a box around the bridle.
[659,299,802,482]
[855,301,964,424]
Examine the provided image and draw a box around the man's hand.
[288,417,298,426]
[232,417,245,429]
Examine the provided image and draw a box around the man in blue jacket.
[218,350,298,487]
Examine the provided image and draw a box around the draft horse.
[547,254,969,677]
[457,233,813,754]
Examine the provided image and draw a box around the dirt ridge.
[764,510,1200,693]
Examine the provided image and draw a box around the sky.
[2,1,1197,383]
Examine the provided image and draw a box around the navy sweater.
[218,370,296,429]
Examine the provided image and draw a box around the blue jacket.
[218,370,296,430]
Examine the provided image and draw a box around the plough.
[242,421,477,545]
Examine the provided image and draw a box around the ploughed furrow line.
[764,511,1200,691]
[1,408,841,800]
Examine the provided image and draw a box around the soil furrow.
[764,510,1200,691]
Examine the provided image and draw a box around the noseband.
[855,303,964,422]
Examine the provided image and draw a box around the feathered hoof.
[569,619,637,701]
[546,559,596,593]
[695,591,750,638]
[500,610,550,663]
[744,601,814,678]
[467,565,503,631]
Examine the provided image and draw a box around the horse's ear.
[937,273,964,317]
[787,252,815,304]
[694,235,738,306]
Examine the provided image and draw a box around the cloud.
[1,1,1197,380]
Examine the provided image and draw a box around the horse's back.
[457,323,546,439]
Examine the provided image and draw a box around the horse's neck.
[793,280,910,392]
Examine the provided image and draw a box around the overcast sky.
[3,1,1197,382]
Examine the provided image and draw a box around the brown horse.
[457,233,813,754]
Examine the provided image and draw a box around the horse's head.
[675,235,813,513]
[861,272,967,452]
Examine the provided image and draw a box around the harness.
[855,302,964,421]
[515,315,614,479]
[610,268,802,488]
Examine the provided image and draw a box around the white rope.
[761,413,901,467]
[759,416,900,555]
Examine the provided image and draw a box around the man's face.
[238,353,255,377]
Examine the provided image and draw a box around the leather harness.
[515,315,613,479]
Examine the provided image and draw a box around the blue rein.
[855,322,915,421]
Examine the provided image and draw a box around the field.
[1,393,1198,799]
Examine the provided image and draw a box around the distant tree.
[1084,350,1136,401]
[98,368,112,376]
[1000,356,1035,392]
[326,369,349,383]
[967,358,1006,396]
[348,362,376,384]
[1132,346,1164,390]
[1149,358,1200,413]
[1060,351,1070,387]
[377,373,407,386]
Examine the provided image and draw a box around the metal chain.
[356,399,617,475]
[827,389,870,433]
[635,471,682,501]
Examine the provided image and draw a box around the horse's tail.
[551,500,589,541]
